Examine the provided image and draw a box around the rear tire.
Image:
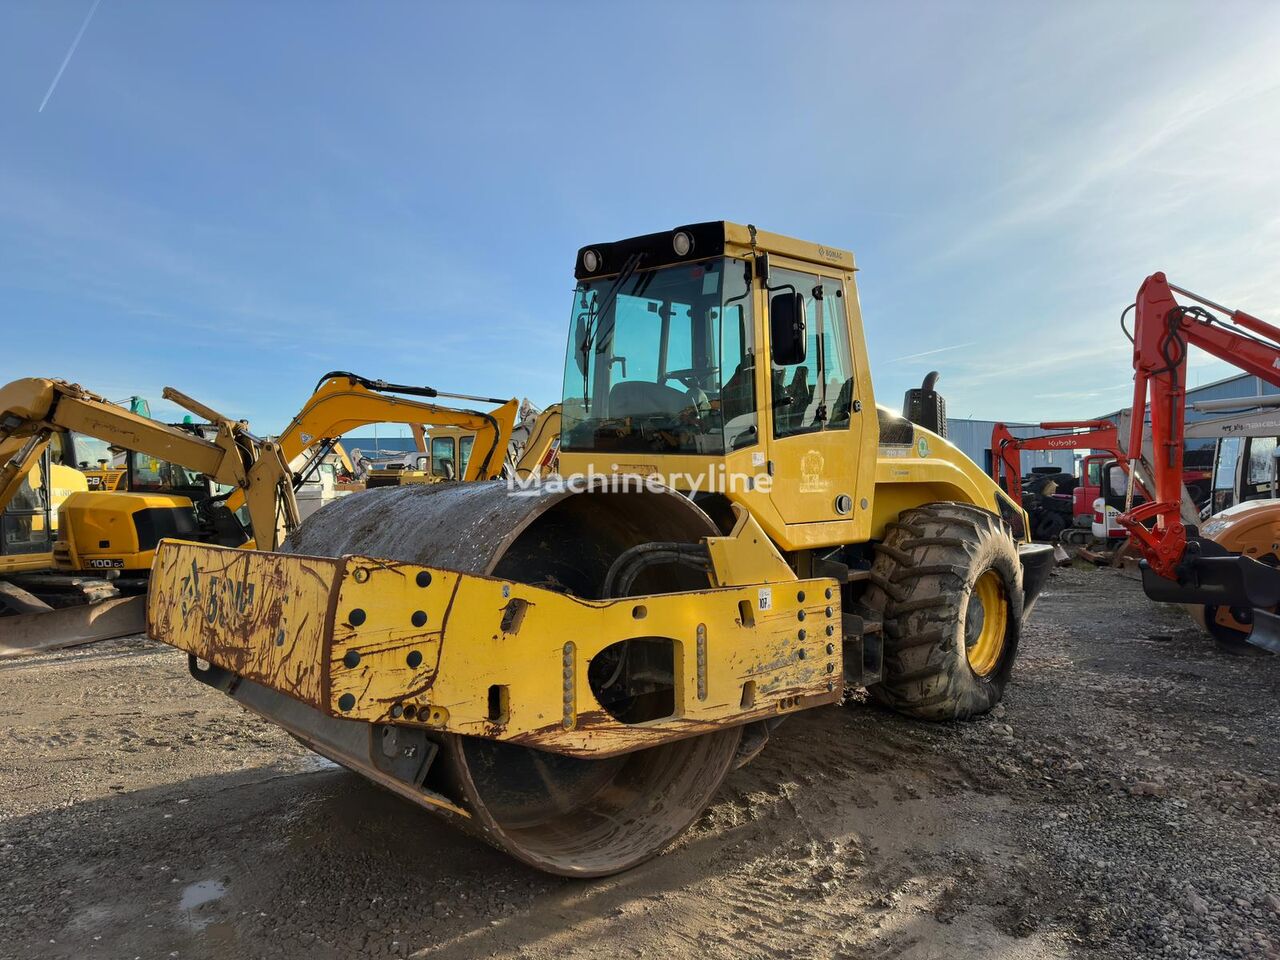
[1192,603,1273,655]
[864,502,1024,720]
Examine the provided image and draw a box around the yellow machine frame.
[141,221,1051,877]
[149,508,838,759]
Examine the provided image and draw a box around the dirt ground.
[3,564,1280,960]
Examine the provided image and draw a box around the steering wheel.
[666,367,719,387]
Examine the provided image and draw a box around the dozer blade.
[0,595,146,658]
[1243,609,1280,654]
[1140,551,1280,610]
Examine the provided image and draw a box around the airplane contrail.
[39,0,103,113]
[887,341,976,363]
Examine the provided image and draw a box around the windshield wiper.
[813,283,829,425]
[580,252,644,365]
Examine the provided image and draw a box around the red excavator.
[1119,273,1280,651]
[990,420,1133,541]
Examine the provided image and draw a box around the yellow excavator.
[0,379,297,650]
[245,371,520,502]
[144,220,1054,877]
[366,402,561,487]
[1,373,532,652]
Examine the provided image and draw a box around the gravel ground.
[1,564,1278,959]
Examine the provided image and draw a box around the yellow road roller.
[146,221,1054,876]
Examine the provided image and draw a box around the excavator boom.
[223,372,520,515]
[1119,274,1280,641]
[990,420,1129,511]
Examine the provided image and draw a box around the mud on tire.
[863,501,1024,720]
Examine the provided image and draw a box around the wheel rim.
[965,570,1008,677]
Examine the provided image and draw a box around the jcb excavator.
[0,379,297,650]
[222,372,520,508]
[143,220,1055,877]
[1118,274,1280,651]
[1,374,527,653]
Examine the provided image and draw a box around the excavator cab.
[1,434,90,571]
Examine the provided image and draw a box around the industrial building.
[948,372,1278,482]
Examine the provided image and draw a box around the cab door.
[1237,436,1279,504]
[763,264,864,525]
[1211,437,1244,514]
[1,451,56,559]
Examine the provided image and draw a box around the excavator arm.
[0,378,298,550]
[1118,274,1280,626]
[990,420,1133,510]
[511,403,561,479]
[226,373,519,515]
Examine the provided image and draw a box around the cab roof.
[574,221,856,280]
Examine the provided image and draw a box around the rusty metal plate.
[148,540,842,758]
[147,539,340,704]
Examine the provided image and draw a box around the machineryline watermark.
[506,464,773,497]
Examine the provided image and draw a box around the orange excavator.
[990,420,1133,541]
[1119,273,1280,651]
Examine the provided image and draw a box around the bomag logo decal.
[799,450,830,493]
[815,246,844,263]
[179,558,256,627]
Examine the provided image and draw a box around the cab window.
[459,436,475,475]
[719,262,757,449]
[770,269,855,439]
[1214,437,1243,491]
[431,437,457,476]
[130,454,201,492]
[1085,458,1102,487]
[1246,436,1277,486]
[1107,463,1126,497]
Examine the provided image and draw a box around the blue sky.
[3,1,1279,431]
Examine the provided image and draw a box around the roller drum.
[282,480,742,876]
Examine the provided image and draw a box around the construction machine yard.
[3,564,1279,960]
[8,222,1280,959]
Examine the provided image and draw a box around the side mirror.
[770,290,806,366]
[573,314,588,376]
